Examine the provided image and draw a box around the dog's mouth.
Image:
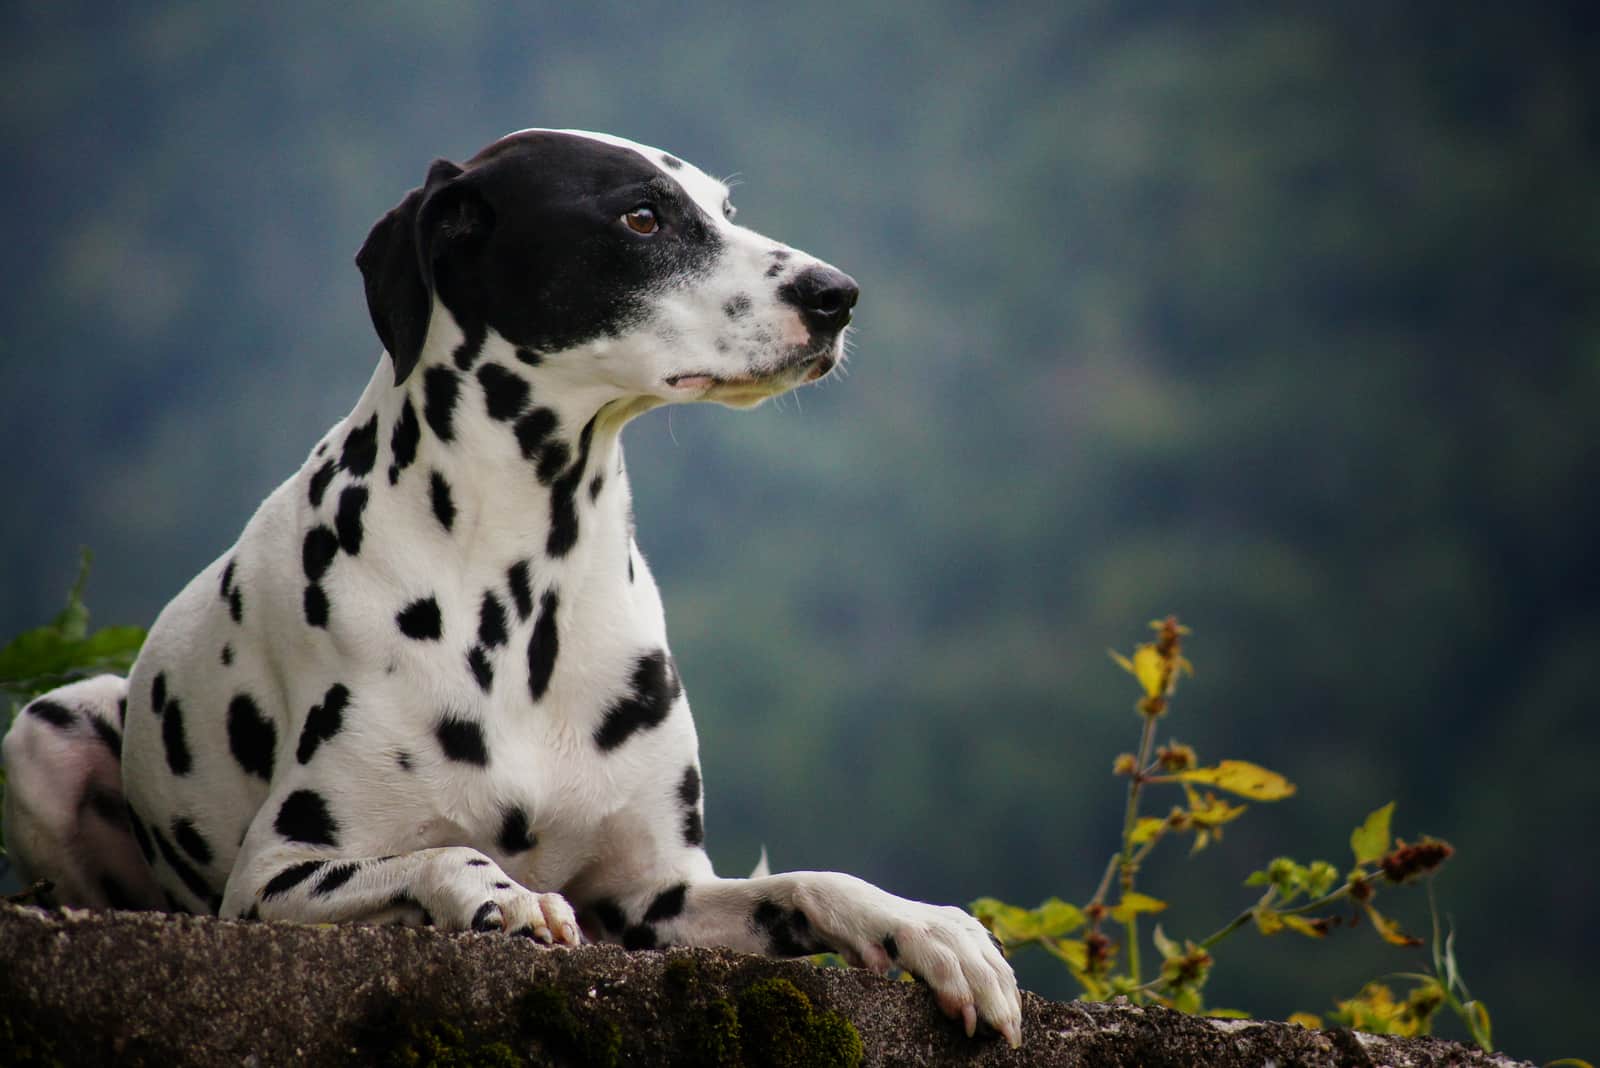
[666,348,838,400]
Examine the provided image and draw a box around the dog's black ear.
[355,158,477,385]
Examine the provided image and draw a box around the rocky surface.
[0,903,1531,1066]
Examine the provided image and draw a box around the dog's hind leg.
[1,675,165,909]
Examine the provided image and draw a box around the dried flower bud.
[1113,753,1139,776]
[1157,743,1197,771]
[1348,875,1374,904]
[1379,838,1455,884]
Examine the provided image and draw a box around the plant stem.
[1198,884,1351,952]
[1118,711,1161,987]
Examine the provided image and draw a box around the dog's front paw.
[423,848,581,946]
[867,903,1022,1048]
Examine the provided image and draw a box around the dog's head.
[356,130,856,409]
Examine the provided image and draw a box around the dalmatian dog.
[1,129,1022,1046]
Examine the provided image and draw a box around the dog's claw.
[963,1003,977,1038]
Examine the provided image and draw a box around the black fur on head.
[355,158,491,384]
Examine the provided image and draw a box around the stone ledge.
[0,903,1530,1066]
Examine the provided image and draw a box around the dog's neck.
[341,316,657,593]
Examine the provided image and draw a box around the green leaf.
[1204,1008,1250,1019]
[1350,802,1396,866]
[1173,760,1296,801]
[1151,923,1180,961]
[969,896,1085,944]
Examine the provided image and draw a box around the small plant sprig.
[0,550,147,866]
[971,617,1479,1042]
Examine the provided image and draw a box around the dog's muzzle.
[780,266,860,339]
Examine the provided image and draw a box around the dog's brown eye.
[622,207,659,235]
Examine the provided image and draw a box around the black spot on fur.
[220,644,233,666]
[220,560,245,623]
[679,766,705,846]
[85,713,121,757]
[395,750,414,772]
[515,408,558,462]
[389,398,420,484]
[262,859,326,899]
[227,694,277,781]
[341,414,380,477]
[128,804,155,863]
[622,924,659,950]
[753,900,825,957]
[241,903,261,921]
[309,459,338,507]
[162,698,193,775]
[723,293,752,319]
[172,818,214,866]
[435,714,488,766]
[151,825,216,906]
[429,471,456,532]
[302,526,339,581]
[594,650,681,751]
[471,901,501,931]
[770,249,792,261]
[397,597,443,640]
[508,561,533,620]
[336,485,369,555]
[660,153,684,170]
[466,857,490,867]
[590,899,626,935]
[514,347,542,367]
[477,363,530,421]
[274,789,340,847]
[547,418,597,557]
[297,684,349,765]
[478,592,508,648]
[312,862,361,897]
[25,700,73,729]
[535,439,569,484]
[589,474,604,501]
[423,366,460,442]
[526,591,560,701]
[467,647,494,692]
[765,263,784,278]
[304,584,330,627]
[497,806,538,854]
[453,319,486,371]
[882,935,900,960]
[151,673,166,715]
[644,883,688,923]
[495,881,512,891]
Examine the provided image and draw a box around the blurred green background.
[2,2,1596,1059]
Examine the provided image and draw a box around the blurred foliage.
[0,551,147,864]
[0,2,1596,1059]
[973,620,1488,1049]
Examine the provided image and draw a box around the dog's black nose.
[781,266,860,333]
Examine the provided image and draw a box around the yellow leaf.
[1365,904,1423,947]
[1034,898,1087,938]
[1175,760,1296,801]
[1281,914,1327,939]
[1350,801,1395,866]
[1187,791,1248,827]
[1110,891,1168,923]
[969,898,1038,944]
[1254,907,1284,935]
[1109,650,1136,675]
[1287,1012,1323,1030]
[1205,1008,1250,1019]
[1042,936,1088,970]
[1131,644,1167,698]
[1129,816,1168,845]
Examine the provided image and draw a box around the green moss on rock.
[519,984,622,1068]
[380,1017,523,1068]
[734,977,863,1068]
